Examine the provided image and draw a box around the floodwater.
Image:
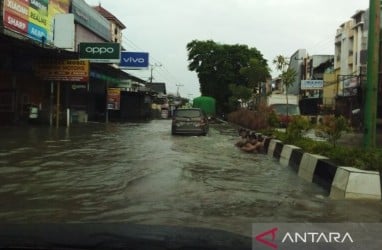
[0,120,381,236]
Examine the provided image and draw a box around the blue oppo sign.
[120,52,149,69]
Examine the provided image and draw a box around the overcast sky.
[85,0,369,98]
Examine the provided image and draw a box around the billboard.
[120,52,149,69]
[79,43,121,63]
[36,60,89,82]
[2,0,71,44]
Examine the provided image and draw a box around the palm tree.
[273,55,287,73]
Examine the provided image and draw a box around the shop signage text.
[2,0,70,44]
[36,60,89,82]
[120,52,149,69]
[79,43,121,63]
[301,80,324,90]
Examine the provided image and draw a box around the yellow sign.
[29,6,48,29]
[36,60,89,82]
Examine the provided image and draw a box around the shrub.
[316,115,350,147]
[227,104,276,130]
[285,116,311,143]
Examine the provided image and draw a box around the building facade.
[0,0,149,125]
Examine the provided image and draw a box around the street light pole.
[363,0,380,148]
[149,63,162,83]
[176,84,183,97]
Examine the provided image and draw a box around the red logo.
[255,227,278,249]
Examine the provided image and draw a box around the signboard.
[53,13,75,49]
[301,80,324,90]
[107,88,121,110]
[120,52,149,69]
[36,60,89,82]
[339,75,359,96]
[79,43,121,63]
[2,0,70,44]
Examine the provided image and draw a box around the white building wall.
[288,49,307,95]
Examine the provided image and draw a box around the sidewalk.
[302,128,382,148]
[337,131,382,148]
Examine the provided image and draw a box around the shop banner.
[36,60,89,82]
[2,0,70,44]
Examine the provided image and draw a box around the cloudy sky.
[85,0,369,98]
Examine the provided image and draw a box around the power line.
[120,35,185,91]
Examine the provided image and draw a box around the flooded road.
[0,120,381,236]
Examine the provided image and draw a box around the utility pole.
[363,0,380,148]
[149,63,162,83]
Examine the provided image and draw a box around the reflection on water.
[0,120,381,236]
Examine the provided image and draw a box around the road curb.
[265,138,382,200]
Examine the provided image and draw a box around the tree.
[228,84,252,109]
[187,40,270,113]
[273,55,288,73]
[240,58,270,105]
[281,68,297,117]
[272,55,297,119]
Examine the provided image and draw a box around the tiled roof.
[93,4,126,29]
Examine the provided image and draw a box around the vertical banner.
[107,88,121,110]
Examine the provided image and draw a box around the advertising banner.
[2,0,70,44]
[107,88,121,110]
[36,60,89,82]
[120,52,149,69]
[79,43,121,63]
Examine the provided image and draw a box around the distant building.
[145,82,167,96]
[333,8,382,124]
[288,49,308,95]
[334,10,368,77]
[93,4,126,44]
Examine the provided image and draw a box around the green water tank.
[192,96,216,117]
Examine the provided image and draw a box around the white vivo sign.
[123,57,145,63]
[120,52,149,69]
[301,80,324,90]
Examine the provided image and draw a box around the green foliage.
[316,115,350,147]
[267,109,280,128]
[186,40,270,113]
[272,55,297,117]
[285,116,311,143]
[273,55,288,72]
[281,68,297,93]
[240,58,270,89]
[229,84,252,103]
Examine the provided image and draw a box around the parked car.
[172,108,209,135]
[270,103,300,127]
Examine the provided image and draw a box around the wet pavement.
[0,120,381,236]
